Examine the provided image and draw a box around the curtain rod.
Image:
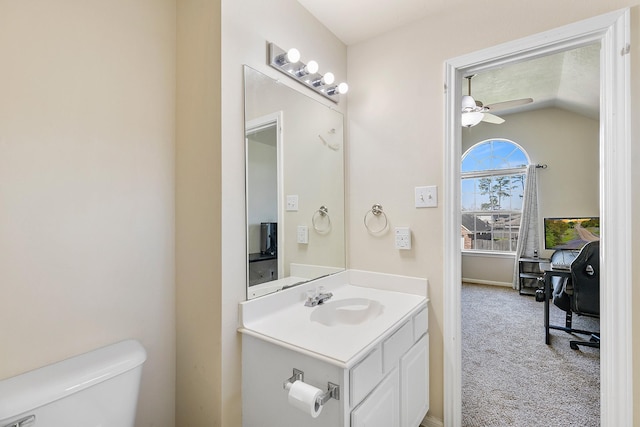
[535,163,548,169]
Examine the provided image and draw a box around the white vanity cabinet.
[239,272,430,427]
[241,302,429,427]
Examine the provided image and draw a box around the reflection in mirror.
[244,66,345,299]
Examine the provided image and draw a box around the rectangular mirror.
[244,65,345,299]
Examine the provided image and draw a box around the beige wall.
[176,0,223,426]
[461,108,600,284]
[462,254,515,286]
[0,1,176,426]
[347,1,639,424]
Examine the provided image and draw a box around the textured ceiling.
[470,43,600,119]
[296,0,600,119]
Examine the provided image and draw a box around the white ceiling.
[296,0,600,120]
[296,0,465,46]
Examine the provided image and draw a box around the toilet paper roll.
[286,380,323,418]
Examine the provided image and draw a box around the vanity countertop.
[238,272,427,368]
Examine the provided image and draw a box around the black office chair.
[550,250,578,312]
[552,241,600,350]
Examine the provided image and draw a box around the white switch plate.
[286,195,299,211]
[415,186,438,208]
[395,227,411,250]
[297,225,308,244]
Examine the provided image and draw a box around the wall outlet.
[415,186,437,208]
[395,227,411,250]
[297,225,308,244]
[286,195,299,211]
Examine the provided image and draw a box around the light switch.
[415,186,438,208]
[297,225,309,244]
[395,227,411,250]
[286,195,299,211]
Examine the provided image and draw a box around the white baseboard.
[462,278,512,288]
[421,414,444,427]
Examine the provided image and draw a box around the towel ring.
[312,205,331,233]
[364,204,388,234]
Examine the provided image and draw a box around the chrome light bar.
[268,42,347,104]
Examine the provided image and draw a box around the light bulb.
[311,72,336,87]
[295,60,319,77]
[286,48,300,63]
[327,82,349,96]
[323,72,335,85]
[306,60,319,74]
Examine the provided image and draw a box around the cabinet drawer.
[382,320,413,373]
[350,346,383,407]
[412,307,428,341]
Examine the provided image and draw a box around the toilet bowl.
[0,339,146,427]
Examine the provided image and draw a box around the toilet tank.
[0,339,146,427]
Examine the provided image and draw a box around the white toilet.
[0,339,146,427]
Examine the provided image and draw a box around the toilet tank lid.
[0,339,146,420]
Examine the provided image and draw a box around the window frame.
[461,139,530,254]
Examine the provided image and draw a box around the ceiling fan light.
[461,95,477,112]
[461,111,484,127]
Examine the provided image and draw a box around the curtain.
[513,165,539,289]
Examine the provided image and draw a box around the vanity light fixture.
[268,42,347,103]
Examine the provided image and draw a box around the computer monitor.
[544,217,600,250]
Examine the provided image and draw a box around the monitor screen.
[544,217,600,250]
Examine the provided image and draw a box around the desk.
[540,262,598,345]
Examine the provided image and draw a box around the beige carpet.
[462,283,599,427]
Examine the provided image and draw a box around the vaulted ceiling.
[468,44,600,120]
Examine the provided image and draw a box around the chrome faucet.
[304,286,333,307]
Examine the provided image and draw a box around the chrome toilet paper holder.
[283,368,340,404]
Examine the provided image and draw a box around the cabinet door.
[351,367,399,427]
[400,334,429,427]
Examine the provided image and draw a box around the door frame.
[443,9,631,426]
[245,111,284,285]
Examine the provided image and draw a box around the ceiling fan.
[461,75,533,127]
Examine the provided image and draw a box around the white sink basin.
[310,298,384,326]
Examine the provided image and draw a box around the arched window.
[461,139,530,252]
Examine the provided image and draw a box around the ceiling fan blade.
[481,113,505,124]
[484,98,533,112]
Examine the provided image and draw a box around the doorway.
[443,9,631,426]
